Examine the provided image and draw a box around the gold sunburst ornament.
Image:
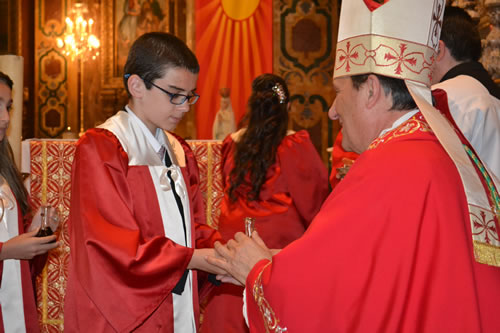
[221,0,260,20]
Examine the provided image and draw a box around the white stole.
[98,111,196,332]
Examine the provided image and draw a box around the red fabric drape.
[195,0,273,139]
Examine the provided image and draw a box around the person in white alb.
[432,5,500,180]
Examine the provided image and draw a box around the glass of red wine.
[35,205,59,241]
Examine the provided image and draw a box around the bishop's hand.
[206,231,273,286]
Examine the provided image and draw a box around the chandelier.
[56,2,100,136]
[56,2,100,61]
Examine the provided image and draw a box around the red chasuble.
[245,113,500,332]
[201,130,330,332]
[65,128,220,332]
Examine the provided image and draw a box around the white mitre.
[334,0,443,89]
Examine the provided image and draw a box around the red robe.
[201,130,330,332]
[245,113,500,332]
[0,203,41,333]
[65,128,220,332]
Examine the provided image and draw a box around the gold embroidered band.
[253,262,287,333]
[334,34,436,86]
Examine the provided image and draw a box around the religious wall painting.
[103,0,170,90]
[116,0,168,78]
[101,0,194,139]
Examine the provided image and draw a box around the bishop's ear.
[364,74,381,109]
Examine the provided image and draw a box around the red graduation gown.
[201,130,330,332]
[0,204,40,333]
[65,129,220,332]
[245,113,500,332]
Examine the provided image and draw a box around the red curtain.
[195,0,273,139]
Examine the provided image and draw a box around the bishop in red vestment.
[207,0,500,328]
[243,110,500,332]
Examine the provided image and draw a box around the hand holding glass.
[30,205,61,241]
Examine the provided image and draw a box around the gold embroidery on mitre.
[334,35,436,86]
[369,115,432,150]
[253,262,287,333]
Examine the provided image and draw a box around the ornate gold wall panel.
[34,0,76,138]
[273,0,340,164]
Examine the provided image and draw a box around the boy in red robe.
[65,32,223,332]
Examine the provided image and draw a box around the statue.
[212,87,236,140]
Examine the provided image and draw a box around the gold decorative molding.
[273,0,339,164]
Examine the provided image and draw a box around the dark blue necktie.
[163,147,189,295]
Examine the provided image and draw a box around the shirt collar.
[125,105,167,154]
[378,109,419,138]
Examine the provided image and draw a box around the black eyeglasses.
[124,74,199,105]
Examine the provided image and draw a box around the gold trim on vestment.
[253,262,287,333]
[470,203,500,267]
[474,240,500,267]
[40,141,49,322]
[39,141,63,325]
[206,142,214,227]
[369,116,432,150]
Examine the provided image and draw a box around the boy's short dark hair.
[440,6,481,62]
[123,32,200,96]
